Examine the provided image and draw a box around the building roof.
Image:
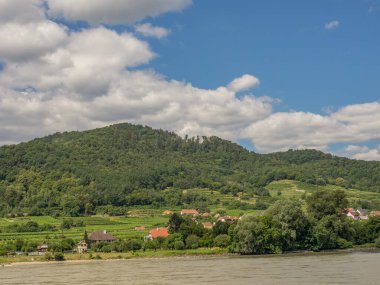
[163,210,173,215]
[202,222,213,229]
[181,209,199,215]
[202,212,210,217]
[149,227,170,239]
[88,230,117,241]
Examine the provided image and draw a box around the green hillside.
[0,123,379,216]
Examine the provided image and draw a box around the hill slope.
[0,123,379,216]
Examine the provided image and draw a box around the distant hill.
[0,123,379,216]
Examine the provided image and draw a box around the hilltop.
[0,123,379,216]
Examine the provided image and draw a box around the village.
[17,208,380,257]
[9,209,241,257]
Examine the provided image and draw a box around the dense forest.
[0,123,379,216]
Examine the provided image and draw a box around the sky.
[0,0,379,160]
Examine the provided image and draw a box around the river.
[1,252,379,284]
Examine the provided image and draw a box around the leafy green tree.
[168,213,184,233]
[266,200,310,250]
[232,215,282,254]
[214,234,231,248]
[185,235,200,249]
[307,189,348,220]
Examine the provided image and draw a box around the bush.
[375,237,380,248]
[174,240,185,250]
[185,235,200,249]
[54,252,65,261]
[214,234,231,248]
[44,252,53,261]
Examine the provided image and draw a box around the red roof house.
[148,227,170,239]
[163,210,173,215]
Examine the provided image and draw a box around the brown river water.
[1,252,379,285]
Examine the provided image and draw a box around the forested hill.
[0,123,379,216]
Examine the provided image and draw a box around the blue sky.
[0,0,379,160]
[149,0,380,113]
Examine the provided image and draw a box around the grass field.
[266,180,380,208]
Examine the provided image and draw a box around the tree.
[307,189,348,220]
[232,215,282,254]
[266,200,310,250]
[168,213,184,233]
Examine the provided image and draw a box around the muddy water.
[1,252,379,285]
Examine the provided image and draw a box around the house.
[370,211,380,216]
[37,244,48,253]
[181,209,199,216]
[163,210,173,215]
[202,212,211,217]
[217,216,239,223]
[347,210,360,220]
[202,222,213,230]
[346,208,369,220]
[88,230,117,244]
[146,227,170,240]
[75,240,88,254]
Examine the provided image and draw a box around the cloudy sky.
[0,0,379,160]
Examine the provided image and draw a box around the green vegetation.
[0,123,379,217]
[231,190,380,254]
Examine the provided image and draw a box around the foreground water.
[1,252,379,285]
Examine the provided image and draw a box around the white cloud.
[0,0,379,162]
[325,20,339,30]
[135,23,170,38]
[46,0,192,25]
[0,21,68,62]
[0,0,44,24]
[227,74,260,93]
[242,102,380,153]
[346,145,380,161]
[0,27,154,97]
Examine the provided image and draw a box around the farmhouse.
[346,208,369,220]
[181,209,199,216]
[37,244,48,253]
[88,230,117,244]
[146,227,170,240]
[75,240,88,254]
[217,216,239,223]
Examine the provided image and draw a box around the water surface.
[1,252,379,285]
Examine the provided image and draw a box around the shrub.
[375,237,380,248]
[185,235,200,249]
[54,252,65,261]
[214,234,231,248]
[174,240,185,250]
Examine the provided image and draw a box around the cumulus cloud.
[325,20,339,30]
[346,145,380,161]
[46,0,193,25]
[242,102,380,153]
[227,74,260,93]
[0,0,379,161]
[135,23,170,38]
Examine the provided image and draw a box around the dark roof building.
[88,230,117,243]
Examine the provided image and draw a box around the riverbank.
[2,246,380,267]
[0,247,230,266]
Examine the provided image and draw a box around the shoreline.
[2,247,379,267]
